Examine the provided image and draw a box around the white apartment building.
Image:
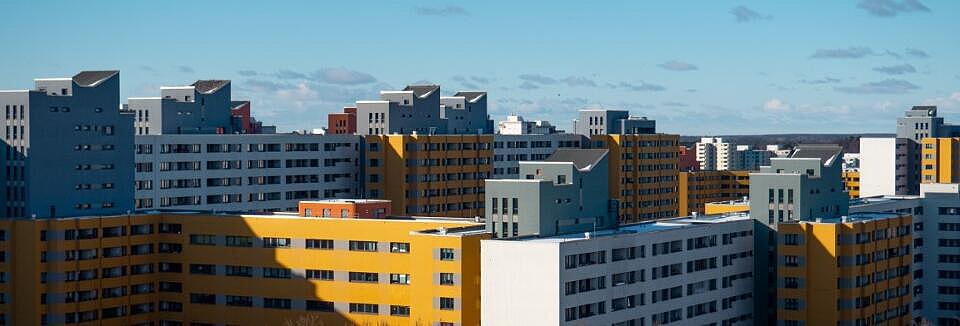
[697,137,738,171]
[491,133,586,179]
[497,114,562,135]
[482,214,755,326]
[850,183,960,325]
[134,133,360,212]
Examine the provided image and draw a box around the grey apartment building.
[134,133,359,212]
[485,149,616,238]
[0,71,134,218]
[491,133,586,179]
[575,109,656,136]
[355,85,494,135]
[130,80,360,213]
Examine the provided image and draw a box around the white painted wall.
[859,138,897,197]
[482,240,560,326]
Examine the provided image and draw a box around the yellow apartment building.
[842,171,861,199]
[363,134,493,218]
[0,212,488,326]
[777,213,912,326]
[678,170,750,216]
[590,134,680,223]
[921,137,960,184]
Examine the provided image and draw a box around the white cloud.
[763,98,790,112]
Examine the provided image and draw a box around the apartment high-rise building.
[0,70,134,218]
[881,106,960,196]
[735,145,773,171]
[0,209,488,325]
[481,214,756,326]
[355,85,494,135]
[496,114,562,135]
[777,213,913,325]
[129,81,231,135]
[326,107,357,135]
[574,109,656,136]
[748,144,849,324]
[696,137,738,171]
[842,170,861,198]
[134,133,360,212]
[678,145,700,171]
[678,170,750,216]
[362,134,493,218]
[484,149,616,238]
[591,134,680,223]
[920,137,960,184]
[491,133,586,179]
[850,183,960,324]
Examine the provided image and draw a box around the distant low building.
[497,114,562,135]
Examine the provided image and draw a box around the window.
[439,297,455,310]
[390,305,410,316]
[189,264,216,275]
[306,239,334,249]
[263,298,292,309]
[440,248,455,261]
[189,234,216,246]
[262,237,291,248]
[226,295,253,307]
[190,293,216,304]
[349,272,379,283]
[439,273,455,285]
[306,269,334,280]
[225,265,253,277]
[390,242,410,253]
[349,241,377,252]
[263,267,292,279]
[390,273,410,285]
[783,234,800,246]
[225,235,253,247]
[349,303,378,314]
[306,300,334,312]
[784,277,800,288]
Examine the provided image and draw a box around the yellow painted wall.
[678,170,750,216]
[364,134,493,218]
[921,137,960,184]
[0,213,488,326]
[591,134,680,224]
[777,215,912,325]
[841,171,860,199]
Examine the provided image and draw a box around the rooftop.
[300,199,391,204]
[191,80,230,94]
[795,212,904,224]
[453,91,486,102]
[507,213,752,243]
[544,149,608,171]
[789,144,842,167]
[72,70,118,87]
[403,85,439,98]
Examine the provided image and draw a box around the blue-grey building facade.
[484,149,617,238]
[0,71,134,218]
[574,109,656,136]
[355,85,494,135]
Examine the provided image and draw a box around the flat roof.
[507,213,751,243]
[299,199,391,204]
[798,212,904,224]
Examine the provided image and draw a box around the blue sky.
[1,1,958,135]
